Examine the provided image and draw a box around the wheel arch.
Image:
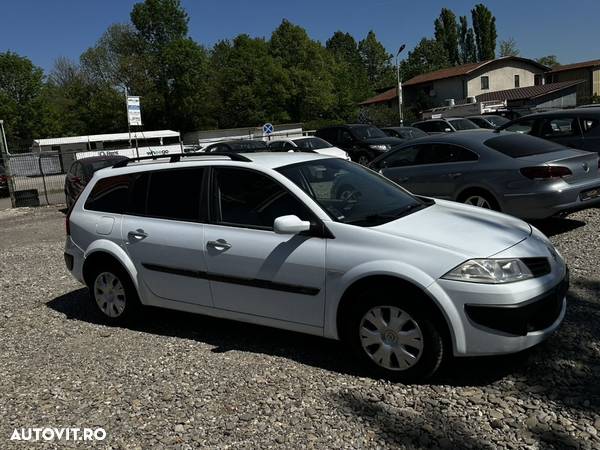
[82,240,139,291]
[334,274,454,352]
[456,185,501,210]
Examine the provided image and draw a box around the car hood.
[372,199,532,258]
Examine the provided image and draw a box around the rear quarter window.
[84,175,130,213]
[484,134,564,157]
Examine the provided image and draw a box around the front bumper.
[501,179,600,219]
[427,230,568,356]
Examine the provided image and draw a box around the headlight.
[442,259,533,284]
[369,144,390,152]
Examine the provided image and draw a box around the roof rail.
[112,152,252,168]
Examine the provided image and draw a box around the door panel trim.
[142,263,321,296]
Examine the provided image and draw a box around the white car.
[65,152,568,381]
[267,137,350,160]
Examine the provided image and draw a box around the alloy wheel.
[94,272,126,318]
[464,195,492,209]
[359,306,424,371]
[357,155,370,166]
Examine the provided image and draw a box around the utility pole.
[395,44,406,125]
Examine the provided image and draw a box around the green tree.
[499,37,519,57]
[0,51,50,150]
[130,0,188,48]
[209,35,290,128]
[471,4,497,61]
[536,55,560,68]
[459,16,477,64]
[270,19,337,122]
[434,8,460,65]
[358,31,396,90]
[326,31,371,119]
[399,38,449,82]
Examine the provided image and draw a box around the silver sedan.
[366,130,600,219]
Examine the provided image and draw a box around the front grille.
[522,257,551,277]
[465,271,569,336]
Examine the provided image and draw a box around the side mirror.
[273,215,311,235]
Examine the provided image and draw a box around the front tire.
[88,263,140,325]
[342,290,445,382]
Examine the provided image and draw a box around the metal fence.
[1,150,74,208]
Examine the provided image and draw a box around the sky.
[1,0,599,73]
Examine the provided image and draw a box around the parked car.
[498,109,600,153]
[203,139,268,153]
[380,126,428,141]
[66,152,568,381]
[267,137,350,160]
[65,156,128,209]
[466,115,510,130]
[0,165,8,197]
[412,118,480,134]
[368,130,600,219]
[315,124,403,165]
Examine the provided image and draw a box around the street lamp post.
[395,44,406,125]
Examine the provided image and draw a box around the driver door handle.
[448,172,463,178]
[207,239,232,250]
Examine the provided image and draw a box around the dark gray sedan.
[364,131,600,219]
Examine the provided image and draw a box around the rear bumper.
[64,237,85,284]
[501,180,600,219]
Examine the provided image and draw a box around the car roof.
[396,129,499,145]
[77,155,128,164]
[517,108,600,119]
[94,152,333,178]
[207,139,266,146]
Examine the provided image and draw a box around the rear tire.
[88,262,140,326]
[341,288,445,382]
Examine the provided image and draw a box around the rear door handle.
[128,229,148,240]
[207,239,232,250]
[448,172,463,179]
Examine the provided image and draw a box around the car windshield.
[277,158,430,226]
[293,137,331,150]
[351,126,387,139]
[397,127,428,139]
[484,115,510,127]
[485,133,564,157]
[448,118,479,130]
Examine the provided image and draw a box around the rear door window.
[145,168,206,222]
[581,118,600,135]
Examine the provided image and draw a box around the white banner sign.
[75,144,182,160]
[127,96,142,126]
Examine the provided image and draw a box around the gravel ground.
[0,205,599,449]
